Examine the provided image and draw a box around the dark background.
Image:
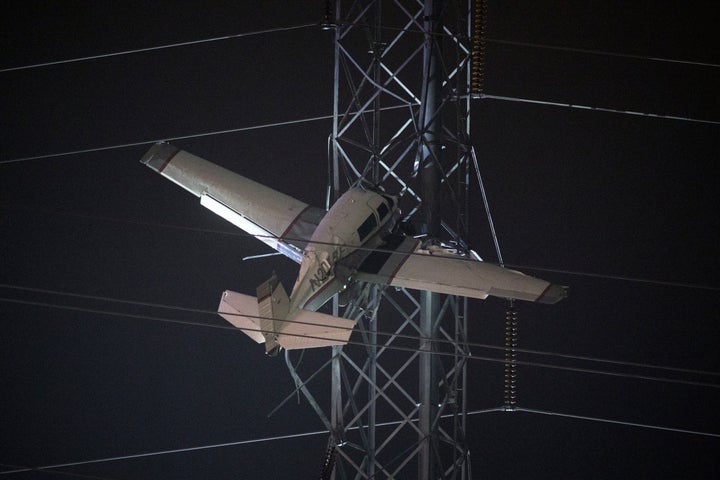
[1,1,718,478]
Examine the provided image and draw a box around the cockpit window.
[382,195,395,210]
[357,213,377,241]
[377,202,389,221]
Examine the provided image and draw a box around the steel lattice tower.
[289,1,482,478]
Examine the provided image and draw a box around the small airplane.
[141,142,566,355]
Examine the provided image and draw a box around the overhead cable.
[3,282,717,378]
[503,263,720,292]
[4,19,713,75]
[0,465,117,480]
[0,105,409,165]
[515,407,720,439]
[0,23,316,73]
[1,295,718,389]
[337,19,720,69]
[2,92,716,165]
[485,38,720,69]
[3,406,716,477]
[0,113,337,164]
[479,93,720,125]
[4,204,719,293]
[0,409,504,476]
[0,428,329,476]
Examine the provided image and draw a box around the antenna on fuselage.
[242,252,283,261]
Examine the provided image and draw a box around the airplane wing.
[140,142,324,263]
[341,236,566,304]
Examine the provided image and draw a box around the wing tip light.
[536,284,568,304]
[139,141,179,173]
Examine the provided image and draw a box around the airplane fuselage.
[289,188,399,313]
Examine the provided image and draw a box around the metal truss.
[294,1,478,478]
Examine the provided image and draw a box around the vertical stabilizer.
[217,290,264,343]
[256,274,290,355]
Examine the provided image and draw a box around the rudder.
[256,274,290,355]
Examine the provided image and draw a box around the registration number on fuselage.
[309,247,345,291]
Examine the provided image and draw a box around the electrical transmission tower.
[289,1,487,478]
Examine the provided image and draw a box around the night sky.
[1,2,719,479]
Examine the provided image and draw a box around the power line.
[0,428,329,476]
[479,93,720,125]
[3,282,718,379]
[336,20,720,69]
[0,104,409,165]
[1,293,718,389]
[2,413,500,476]
[3,406,716,477]
[0,19,714,166]
[0,410,505,477]
[4,18,713,76]
[484,38,720,69]
[5,204,719,293]
[0,113,336,165]
[0,23,317,73]
[504,263,720,292]
[0,464,118,480]
[514,407,720,439]
[2,90,716,165]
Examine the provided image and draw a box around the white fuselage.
[289,188,398,312]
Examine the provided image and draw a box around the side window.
[357,213,377,241]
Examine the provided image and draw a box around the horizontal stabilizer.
[277,310,355,350]
[218,290,356,350]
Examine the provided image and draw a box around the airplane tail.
[256,274,289,355]
[218,275,355,355]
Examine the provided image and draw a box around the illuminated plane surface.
[141,142,566,355]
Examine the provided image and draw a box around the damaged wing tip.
[537,284,568,304]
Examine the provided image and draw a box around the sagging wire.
[4,282,717,378]
[5,204,720,293]
[0,23,318,73]
[3,407,716,478]
[1,293,719,390]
